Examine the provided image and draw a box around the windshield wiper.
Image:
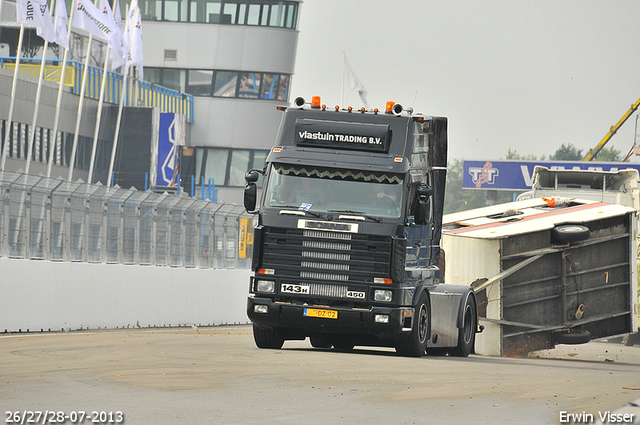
[328,210,382,223]
[278,206,329,220]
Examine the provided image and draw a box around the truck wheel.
[451,296,477,357]
[253,324,285,349]
[310,337,332,349]
[552,328,591,345]
[395,292,430,357]
[551,224,590,243]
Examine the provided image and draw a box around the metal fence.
[0,170,253,269]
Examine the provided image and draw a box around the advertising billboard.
[463,160,640,191]
[156,113,185,188]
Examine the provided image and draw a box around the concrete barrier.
[0,258,252,332]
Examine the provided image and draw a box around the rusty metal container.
[442,198,637,356]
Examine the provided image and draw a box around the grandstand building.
[0,0,301,203]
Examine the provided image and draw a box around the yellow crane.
[583,96,640,161]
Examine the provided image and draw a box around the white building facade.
[139,0,301,203]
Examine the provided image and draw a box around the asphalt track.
[1,326,639,425]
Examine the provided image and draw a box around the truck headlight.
[374,289,393,302]
[254,305,269,314]
[256,279,275,293]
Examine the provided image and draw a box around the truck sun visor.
[273,164,403,184]
[294,118,390,153]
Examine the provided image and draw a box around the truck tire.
[551,224,590,243]
[395,292,430,357]
[552,328,591,345]
[253,324,285,349]
[451,296,477,357]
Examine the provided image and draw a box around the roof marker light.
[347,106,353,113]
[385,101,395,115]
[360,107,366,113]
[322,104,327,111]
[334,105,340,111]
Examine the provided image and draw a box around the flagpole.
[108,66,128,187]
[26,0,58,175]
[87,45,110,183]
[24,36,49,175]
[47,0,74,178]
[340,50,345,108]
[0,23,25,171]
[68,32,93,181]
[108,3,132,187]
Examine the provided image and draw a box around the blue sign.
[156,113,185,187]
[463,160,640,191]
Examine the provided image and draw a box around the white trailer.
[442,198,638,356]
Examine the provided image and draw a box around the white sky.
[290,0,640,162]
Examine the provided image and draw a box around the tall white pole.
[108,68,128,187]
[0,24,25,171]
[107,3,130,187]
[67,33,93,181]
[47,0,75,178]
[25,14,53,175]
[87,45,111,183]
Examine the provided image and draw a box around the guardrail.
[0,57,194,123]
[0,170,252,268]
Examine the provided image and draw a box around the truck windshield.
[263,163,404,219]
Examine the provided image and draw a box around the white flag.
[17,0,55,43]
[124,0,143,79]
[53,0,69,49]
[345,57,370,109]
[73,0,117,42]
[99,0,125,70]
[113,0,123,30]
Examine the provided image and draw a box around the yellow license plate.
[304,308,338,319]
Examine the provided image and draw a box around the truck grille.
[262,226,392,285]
[306,282,348,297]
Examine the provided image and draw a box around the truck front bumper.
[247,296,411,340]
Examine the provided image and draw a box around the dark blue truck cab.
[243,97,477,357]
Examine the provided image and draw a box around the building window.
[228,149,250,186]
[239,72,261,98]
[147,67,291,102]
[186,70,214,96]
[160,68,186,92]
[138,0,299,28]
[261,73,277,99]
[213,71,238,97]
[203,147,229,186]
[197,147,268,187]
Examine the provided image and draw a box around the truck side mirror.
[244,170,260,212]
[245,170,259,183]
[414,183,432,225]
